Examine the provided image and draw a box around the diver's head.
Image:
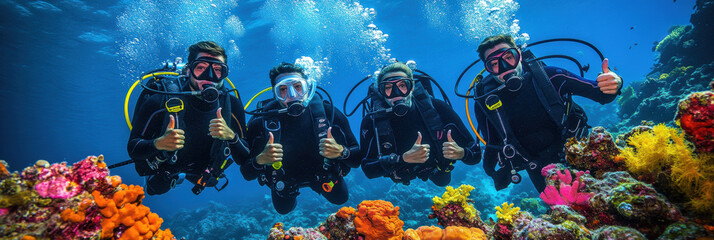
[377,62,414,109]
[186,41,229,91]
[478,35,523,83]
[269,62,316,113]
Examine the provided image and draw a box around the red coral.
[676,91,714,153]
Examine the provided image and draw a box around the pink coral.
[34,176,82,199]
[33,162,81,199]
[540,165,593,209]
[540,180,592,208]
[70,156,110,192]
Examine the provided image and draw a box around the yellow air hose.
[465,69,487,145]
[124,72,238,130]
[244,87,273,110]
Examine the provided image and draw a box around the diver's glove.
[378,153,400,173]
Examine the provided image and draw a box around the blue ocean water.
[0,0,697,236]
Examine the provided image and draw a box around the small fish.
[634,43,638,46]
[630,27,634,30]
[629,46,632,50]
[614,67,618,71]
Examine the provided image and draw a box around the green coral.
[655,25,687,52]
[495,202,520,224]
[432,184,477,220]
[0,189,33,208]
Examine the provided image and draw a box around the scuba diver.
[241,62,360,214]
[360,62,481,186]
[127,41,249,195]
[472,34,622,192]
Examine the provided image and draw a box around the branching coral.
[619,124,714,218]
[429,185,487,231]
[431,185,477,220]
[539,165,593,210]
[494,202,520,225]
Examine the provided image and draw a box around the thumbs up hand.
[210,107,236,141]
[320,127,345,159]
[442,130,465,160]
[257,132,284,165]
[403,131,429,163]
[596,58,622,95]
[154,114,186,151]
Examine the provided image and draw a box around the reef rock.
[0,156,174,240]
[617,0,714,129]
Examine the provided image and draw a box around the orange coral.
[354,200,404,240]
[153,229,175,240]
[0,161,8,178]
[403,226,486,240]
[93,184,167,240]
[443,226,486,240]
[61,199,94,223]
[108,176,122,188]
[21,236,35,240]
[336,206,356,219]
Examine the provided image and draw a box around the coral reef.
[565,127,626,177]
[657,222,711,240]
[403,226,486,240]
[318,207,362,240]
[617,0,714,129]
[675,91,714,153]
[268,222,327,240]
[428,185,488,232]
[591,226,646,240]
[619,124,714,219]
[0,156,174,240]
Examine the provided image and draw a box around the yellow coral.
[655,25,687,51]
[619,124,714,218]
[432,185,477,220]
[494,202,520,224]
[659,73,670,81]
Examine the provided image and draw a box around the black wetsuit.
[476,66,618,192]
[127,85,248,195]
[360,99,481,186]
[241,101,360,214]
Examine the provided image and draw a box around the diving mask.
[189,56,229,83]
[273,74,316,111]
[485,48,521,75]
[378,76,414,99]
